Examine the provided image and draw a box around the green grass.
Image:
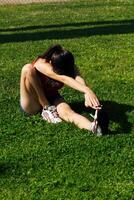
[0,0,134,199]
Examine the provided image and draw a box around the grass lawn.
[0,0,134,199]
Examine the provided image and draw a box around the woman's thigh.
[20,64,41,114]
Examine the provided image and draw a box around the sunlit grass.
[0,0,134,199]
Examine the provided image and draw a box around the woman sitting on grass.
[20,44,105,135]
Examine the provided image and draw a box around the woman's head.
[39,45,75,77]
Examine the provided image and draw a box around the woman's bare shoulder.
[33,58,53,75]
[21,63,33,73]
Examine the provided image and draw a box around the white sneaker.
[41,105,62,124]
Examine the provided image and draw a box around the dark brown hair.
[39,44,75,78]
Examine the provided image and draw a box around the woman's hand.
[84,89,101,109]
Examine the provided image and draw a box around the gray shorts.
[20,93,65,115]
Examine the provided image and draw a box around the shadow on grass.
[70,100,134,135]
[0,19,134,32]
[0,162,13,177]
[0,19,134,43]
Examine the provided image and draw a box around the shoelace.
[91,110,99,133]
[42,106,62,123]
[47,106,58,118]
[94,109,98,120]
[51,109,59,118]
[45,106,60,119]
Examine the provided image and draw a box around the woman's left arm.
[35,60,100,109]
[75,75,86,85]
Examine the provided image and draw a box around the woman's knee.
[22,64,35,78]
[57,103,75,122]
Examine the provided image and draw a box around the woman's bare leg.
[20,64,48,115]
[56,102,92,131]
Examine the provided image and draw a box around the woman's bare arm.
[35,59,100,108]
[75,72,100,108]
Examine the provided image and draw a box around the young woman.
[20,44,103,135]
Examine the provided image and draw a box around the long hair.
[38,44,75,78]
